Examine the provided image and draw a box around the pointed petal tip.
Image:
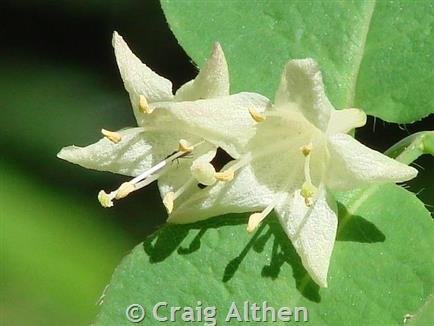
[112,31,129,50]
[212,41,223,52]
[112,31,121,46]
[57,147,68,159]
[56,150,64,159]
[210,41,225,61]
[56,146,76,161]
[309,270,328,288]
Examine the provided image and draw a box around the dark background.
[1,1,432,325]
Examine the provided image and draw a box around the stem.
[384,131,434,165]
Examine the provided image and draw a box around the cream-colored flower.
[58,32,269,208]
[168,59,418,287]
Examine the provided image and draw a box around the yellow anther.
[300,144,312,156]
[139,95,153,114]
[98,190,114,208]
[247,213,263,233]
[248,107,266,123]
[178,139,193,152]
[115,182,135,199]
[300,182,317,207]
[101,129,122,143]
[215,169,234,182]
[163,191,175,214]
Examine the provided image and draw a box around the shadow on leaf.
[141,203,385,303]
[143,217,243,263]
[336,203,385,243]
[222,216,321,303]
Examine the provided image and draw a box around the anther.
[247,213,264,233]
[139,95,153,114]
[101,129,122,143]
[300,144,312,156]
[115,182,135,199]
[163,191,175,214]
[248,107,266,123]
[246,201,276,233]
[215,169,234,182]
[178,139,193,152]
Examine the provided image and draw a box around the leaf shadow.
[142,217,243,263]
[142,203,385,303]
[336,202,386,243]
[221,217,321,303]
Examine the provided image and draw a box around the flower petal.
[327,108,367,135]
[112,32,173,121]
[326,133,418,190]
[175,42,229,101]
[57,127,188,177]
[275,59,332,131]
[275,187,338,288]
[150,92,271,158]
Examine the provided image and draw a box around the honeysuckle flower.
[58,32,269,209]
[167,59,418,287]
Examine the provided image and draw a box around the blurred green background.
[0,1,432,325]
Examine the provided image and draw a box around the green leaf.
[385,131,434,165]
[96,184,434,325]
[161,0,434,123]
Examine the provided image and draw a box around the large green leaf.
[161,0,433,123]
[96,184,434,325]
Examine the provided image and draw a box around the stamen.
[130,140,203,185]
[248,107,266,123]
[163,192,175,214]
[300,143,316,207]
[247,202,275,233]
[101,129,121,143]
[139,95,153,114]
[97,139,205,207]
[215,169,234,182]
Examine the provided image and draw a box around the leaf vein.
[347,0,377,107]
